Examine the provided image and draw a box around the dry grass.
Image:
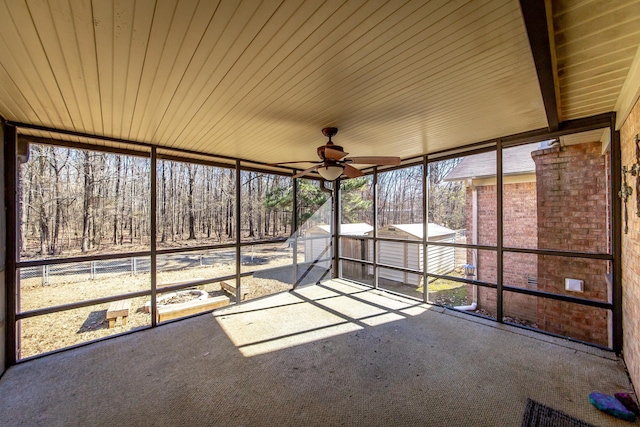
[19,245,298,359]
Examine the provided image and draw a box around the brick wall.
[463,145,611,343]
[467,181,538,321]
[620,97,640,394]
[532,143,610,347]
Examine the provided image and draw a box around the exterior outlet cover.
[565,278,584,292]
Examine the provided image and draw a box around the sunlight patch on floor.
[214,280,430,357]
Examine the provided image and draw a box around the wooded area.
[18,144,329,258]
[18,143,465,259]
[20,145,151,258]
[341,161,465,231]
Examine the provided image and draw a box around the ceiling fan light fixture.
[278,127,400,180]
[318,165,343,181]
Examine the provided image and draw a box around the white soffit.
[559,128,607,146]
[0,0,548,165]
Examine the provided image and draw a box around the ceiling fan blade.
[293,164,320,179]
[324,147,348,161]
[268,160,320,166]
[343,164,364,178]
[344,156,401,165]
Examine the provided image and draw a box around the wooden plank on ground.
[157,296,230,323]
[220,280,251,300]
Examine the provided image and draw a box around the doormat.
[521,399,596,427]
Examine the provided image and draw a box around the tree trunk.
[35,149,51,254]
[187,164,197,240]
[51,149,65,255]
[119,158,128,245]
[161,161,167,243]
[257,175,263,239]
[81,151,92,253]
[20,164,32,254]
[170,163,176,241]
[247,172,254,238]
[113,156,121,244]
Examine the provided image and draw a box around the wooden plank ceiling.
[553,0,640,123]
[0,0,637,166]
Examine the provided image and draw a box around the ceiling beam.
[500,112,614,147]
[8,121,302,175]
[18,135,150,158]
[359,111,614,175]
[519,0,560,131]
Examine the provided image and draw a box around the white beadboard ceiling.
[553,0,640,122]
[0,0,638,166]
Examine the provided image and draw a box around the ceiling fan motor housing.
[318,144,344,160]
[289,126,399,179]
[318,127,343,160]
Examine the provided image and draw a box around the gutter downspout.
[319,179,332,194]
[455,179,478,311]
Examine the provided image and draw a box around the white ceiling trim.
[614,43,640,129]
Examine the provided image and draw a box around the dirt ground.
[18,245,299,359]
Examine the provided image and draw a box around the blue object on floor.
[589,392,636,422]
[615,392,640,416]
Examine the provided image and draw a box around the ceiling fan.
[274,127,402,180]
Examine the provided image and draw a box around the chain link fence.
[20,250,238,286]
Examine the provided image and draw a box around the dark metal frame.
[10,121,307,177]
[373,169,379,289]
[611,120,623,353]
[150,147,158,326]
[336,112,621,352]
[333,179,340,279]
[3,110,623,366]
[18,135,150,158]
[422,157,429,303]
[4,123,18,367]
[292,177,298,285]
[496,139,504,322]
[235,160,242,302]
[4,128,330,364]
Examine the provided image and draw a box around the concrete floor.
[0,280,635,426]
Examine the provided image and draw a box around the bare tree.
[81,151,93,253]
[187,164,197,240]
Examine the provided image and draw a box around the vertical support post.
[150,147,157,326]
[332,179,341,279]
[423,156,429,303]
[496,140,504,322]
[235,160,241,302]
[373,168,379,289]
[4,123,17,366]
[611,125,623,354]
[292,177,298,287]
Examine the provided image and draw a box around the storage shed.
[304,223,374,263]
[370,223,456,286]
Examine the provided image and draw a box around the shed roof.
[315,223,374,236]
[376,223,456,239]
[443,143,540,182]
